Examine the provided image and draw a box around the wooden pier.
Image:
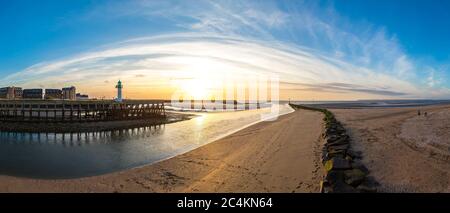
[0,99,166,122]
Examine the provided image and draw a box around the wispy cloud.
[84,0,421,77]
[0,33,440,99]
[282,82,408,96]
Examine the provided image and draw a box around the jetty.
[0,99,166,122]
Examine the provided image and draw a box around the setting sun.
[180,79,210,100]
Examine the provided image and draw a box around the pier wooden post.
[70,104,74,121]
[62,103,65,121]
[38,105,41,120]
[54,103,57,121]
[78,104,81,121]
[21,103,25,120]
[29,105,32,121]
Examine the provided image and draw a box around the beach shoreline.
[0,109,325,192]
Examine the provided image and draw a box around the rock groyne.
[290,104,378,193]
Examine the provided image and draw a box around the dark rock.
[327,143,350,152]
[336,125,345,133]
[326,150,346,159]
[322,156,329,165]
[323,186,334,193]
[322,157,329,165]
[326,136,349,147]
[327,124,345,134]
[321,183,334,193]
[362,176,380,187]
[321,151,328,161]
[356,176,378,193]
[320,180,331,193]
[351,161,370,174]
[339,132,349,138]
[345,154,353,161]
[326,125,344,135]
[331,180,359,193]
[324,157,352,171]
[325,170,344,184]
[347,150,363,159]
[326,135,340,143]
[344,169,367,187]
[333,134,349,141]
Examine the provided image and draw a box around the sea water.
[0,104,293,179]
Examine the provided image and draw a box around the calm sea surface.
[0,104,293,179]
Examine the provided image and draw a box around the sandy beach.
[0,109,324,192]
[332,105,450,192]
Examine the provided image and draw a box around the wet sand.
[0,109,324,192]
[332,105,450,192]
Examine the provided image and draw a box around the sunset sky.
[1,0,450,100]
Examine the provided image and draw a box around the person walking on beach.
[418,110,421,116]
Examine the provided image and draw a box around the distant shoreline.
[292,99,450,109]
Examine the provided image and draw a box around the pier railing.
[0,100,166,122]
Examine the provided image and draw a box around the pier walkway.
[0,100,166,122]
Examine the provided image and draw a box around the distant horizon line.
[2,97,450,102]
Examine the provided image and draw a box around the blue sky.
[334,0,450,61]
[1,0,450,100]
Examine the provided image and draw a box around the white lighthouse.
[115,80,123,102]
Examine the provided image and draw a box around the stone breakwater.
[289,104,378,193]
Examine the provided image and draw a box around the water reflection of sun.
[195,115,205,126]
